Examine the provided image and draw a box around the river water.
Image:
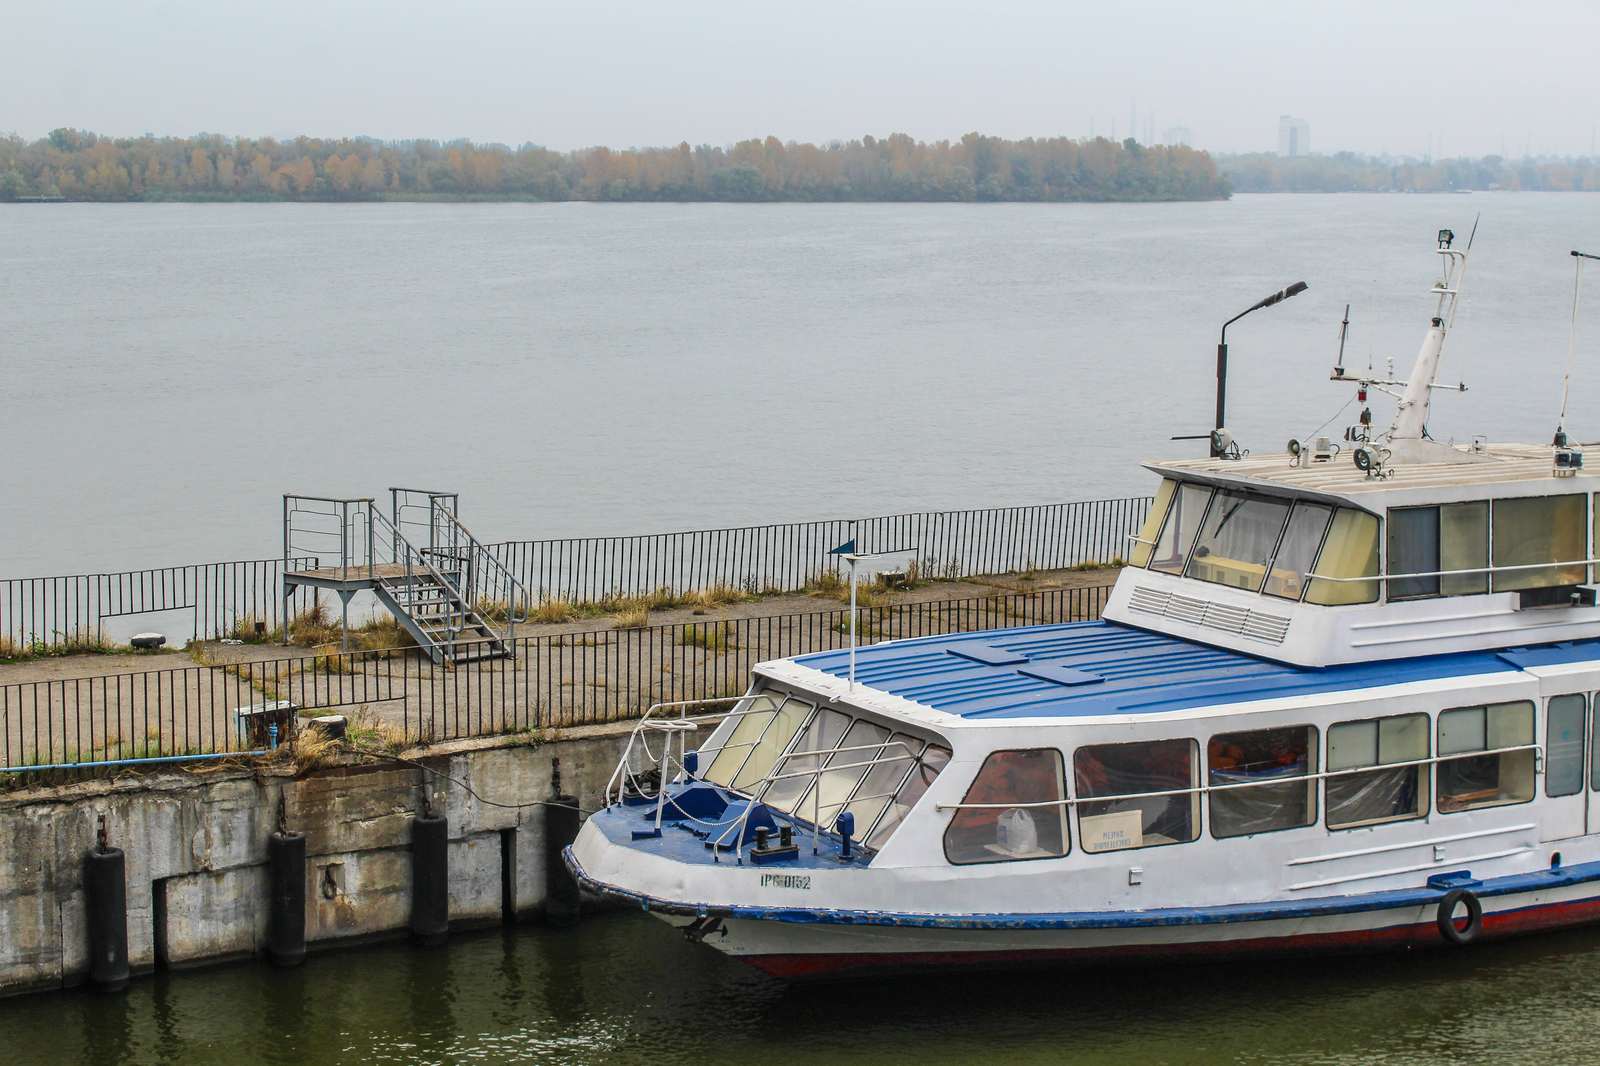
[4,911,1600,1064]
[3,194,1598,576]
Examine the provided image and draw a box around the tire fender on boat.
[1436,888,1483,946]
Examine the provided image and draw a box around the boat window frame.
[1149,483,1217,577]
[1435,700,1538,814]
[1546,693,1588,799]
[1182,488,1296,594]
[1324,711,1431,830]
[1072,737,1202,853]
[866,741,952,851]
[1205,723,1320,840]
[942,747,1071,866]
[1263,501,1335,602]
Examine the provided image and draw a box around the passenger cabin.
[1102,442,1600,667]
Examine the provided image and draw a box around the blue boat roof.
[791,621,1600,721]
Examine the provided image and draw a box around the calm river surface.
[3,194,1599,576]
[5,911,1600,1064]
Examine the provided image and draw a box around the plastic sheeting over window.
[733,698,815,793]
[944,749,1068,864]
[1074,739,1199,852]
[700,693,782,787]
[1326,714,1428,828]
[1207,725,1318,838]
[1438,701,1535,812]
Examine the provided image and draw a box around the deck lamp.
[1211,281,1310,457]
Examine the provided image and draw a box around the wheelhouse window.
[1305,508,1381,606]
[1073,739,1199,852]
[1184,489,1292,592]
[1492,495,1586,591]
[1129,479,1177,568]
[1263,502,1333,600]
[1207,725,1318,838]
[1546,694,1587,799]
[866,743,950,850]
[1387,501,1492,599]
[1150,483,1214,576]
[944,749,1068,864]
[1326,714,1428,829]
[1438,701,1536,812]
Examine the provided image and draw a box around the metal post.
[1213,338,1228,455]
[848,555,859,689]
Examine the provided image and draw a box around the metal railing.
[489,497,1149,603]
[427,504,532,643]
[0,557,323,651]
[0,583,1113,771]
[3,495,1145,654]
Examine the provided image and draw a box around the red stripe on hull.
[742,896,1600,980]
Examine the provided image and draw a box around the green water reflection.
[4,912,1599,1065]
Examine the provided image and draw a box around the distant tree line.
[1220,151,1600,193]
[0,128,1229,203]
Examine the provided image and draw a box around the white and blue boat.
[568,231,1600,977]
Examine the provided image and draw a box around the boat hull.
[650,877,1600,979]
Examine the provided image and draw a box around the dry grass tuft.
[613,606,649,630]
[346,707,408,753]
[533,599,577,624]
[680,621,737,653]
[286,603,341,647]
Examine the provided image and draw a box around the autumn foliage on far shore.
[0,128,1230,203]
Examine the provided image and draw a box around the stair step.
[448,647,512,664]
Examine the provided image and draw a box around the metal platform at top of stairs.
[282,488,530,666]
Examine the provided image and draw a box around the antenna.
[1555,249,1600,446]
[1332,303,1351,377]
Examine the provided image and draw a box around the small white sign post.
[829,538,917,689]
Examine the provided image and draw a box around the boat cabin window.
[1387,502,1489,600]
[1326,713,1428,829]
[1546,694,1587,799]
[1492,495,1587,591]
[784,716,890,822]
[1150,483,1214,577]
[1073,739,1199,852]
[760,707,853,812]
[943,749,1068,865]
[1305,508,1381,606]
[700,693,785,787]
[1207,726,1318,838]
[1263,502,1333,600]
[700,695,817,794]
[1437,701,1536,812]
[867,743,950,850]
[1129,479,1177,568]
[1184,489,1292,592]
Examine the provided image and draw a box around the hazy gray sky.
[6,0,1597,157]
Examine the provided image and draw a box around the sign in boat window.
[1437,701,1536,812]
[1325,714,1428,829]
[1207,725,1318,838]
[943,749,1068,865]
[1073,739,1200,852]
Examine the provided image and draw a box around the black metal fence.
[0,497,1147,651]
[0,583,1114,771]
[490,498,1149,603]
[0,557,323,653]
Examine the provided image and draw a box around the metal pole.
[848,555,859,689]
[1213,337,1228,454]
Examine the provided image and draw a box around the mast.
[1388,228,1471,443]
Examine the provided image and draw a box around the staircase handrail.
[370,510,469,641]
[429,506,532,631]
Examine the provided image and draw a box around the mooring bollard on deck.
[411,795,449,947]
[267,797,307,967]
[85,815,129,992]
[544,758,581,927]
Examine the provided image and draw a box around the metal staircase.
[282,489,529,667]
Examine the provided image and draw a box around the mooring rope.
[341,743,596,814]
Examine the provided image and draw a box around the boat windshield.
[695,688,949,848]
[1185,489,1291,592]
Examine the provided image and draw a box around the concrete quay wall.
[0,727,632,997]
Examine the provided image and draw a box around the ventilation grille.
[1127,585,1291,645]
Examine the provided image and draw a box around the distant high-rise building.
[1278,115,1310,157]
[1164,126,1193,147]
